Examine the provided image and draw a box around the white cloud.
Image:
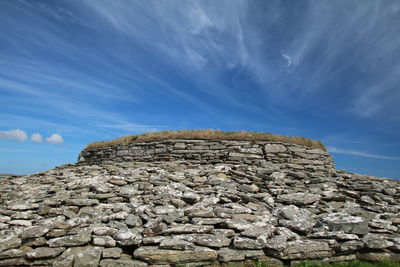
[0,129,28,142]
[282,53,293,67]
[46,134,64,145]
[328,146,400,160]
[31,133,43,143]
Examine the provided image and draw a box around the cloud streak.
[328,146,400,161]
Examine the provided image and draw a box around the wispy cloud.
[328,146,400,161]
[282,53,293,68]
[97,123,165,133]
[1,1,400,177]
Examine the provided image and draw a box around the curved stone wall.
[1,139,400,266]
[79,139,335,176]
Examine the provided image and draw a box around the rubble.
[0,139,399,266]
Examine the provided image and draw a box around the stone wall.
[79,139,335,176]
[2,139,400,266]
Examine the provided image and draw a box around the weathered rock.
[133,246,218,264]
[332,240,364,253]
[100,258,148,267]
[233,236,264,249]
[277,205,315,233]
[322,213,369,235]
[93,235,116,247]
[0,249,26,259]
[73,247,103,267]
[65,199,99,206]
[0,237,21,253]
[241,225,275,238]
[268,240,332,260]
[217,247,267,262]
[265,144,287,153]
[182,192,201,204]
[48,231,91,247]
[113,229,142,246]
[277,193,320,206]
[308,231,359,241]
[362,234,394,249]
[218,247,246,262]
[163,225,213,234]
[9,220,32,226]
[357,252,400,262]
[175,234,231,248]
[19,226,50,239]
[26,247,65,259]
[160,237,196,250]
[102,247,122,259]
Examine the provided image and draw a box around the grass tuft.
[85,129,327,151]
[291,260,400,267]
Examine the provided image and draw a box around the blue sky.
[1,0,400,178]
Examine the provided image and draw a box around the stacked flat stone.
[0,139,399,266]
[79,140,335,177]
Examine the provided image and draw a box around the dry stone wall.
[1,139,400,267]
[79,140,335,176]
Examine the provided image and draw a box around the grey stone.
[229,152,263,159]
[360,195,375,205]
[175,234,231,248]
[332,240,364,253]
[19,226,50,239]
[241,225,275,238]
[218,247,245,262]
[48,231,91,247]
[52,247,84,267]
[133,246,217,264]
[277,193,320,206]
[113,229,142,246]
[308,231,359,240]
[65,199,99,206]
[0,249,26,259]
[0,237,21,253]
[160,237,196,250]
[322,213,369,235]
[362,234,394,249]
[100,259,148,267]
[270,172,286,179]
[73,247,103,267]
[233,236,263,249]
[222,219,254,231]
[163,224,213,234]
[102,247,123,259]
[357,252,400,262]
[277,205,315,233]
[181,192,201,204]
[92,226,118,236]
[269,240,332,260]
[125,215,140,227]
[93,235,116,247]
[265,144,287,153]
[26,247,65,259]
[9,220,32,226]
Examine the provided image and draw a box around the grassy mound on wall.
[85,129,327,151]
